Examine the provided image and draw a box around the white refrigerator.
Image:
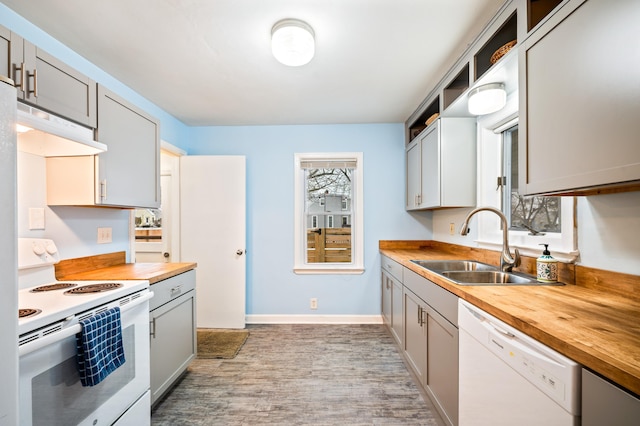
[0,75,18,424]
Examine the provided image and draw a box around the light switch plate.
[29,208,45,230]
[97,227,112,244]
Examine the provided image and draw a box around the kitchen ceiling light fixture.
[271,19,315,67]
[467,83,507,115]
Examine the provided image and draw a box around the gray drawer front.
[404,268,457,326]
[150,269,196,311]
[381,255,403,282]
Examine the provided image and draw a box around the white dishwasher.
[458,299,581,425]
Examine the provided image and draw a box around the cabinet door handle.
[150,317,156,338]
[420,307,426,326]
[27,68,37,97]
[13,62,26,92]
[100,179,107,201]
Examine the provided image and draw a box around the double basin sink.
[410,260,563,286]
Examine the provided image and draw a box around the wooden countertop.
[55,251,197,285]
[380,241,640,396]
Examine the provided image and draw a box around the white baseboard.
[246,314,383,325]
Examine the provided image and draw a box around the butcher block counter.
[380,240,640,396]
[55,251,196,284]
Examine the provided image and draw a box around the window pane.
[504,127,561,233]
[305,168,352,263]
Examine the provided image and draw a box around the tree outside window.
[294,153,364,274]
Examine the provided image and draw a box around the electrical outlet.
[310,298,318,310]
[449,223,455,235]
[97,227,112,244]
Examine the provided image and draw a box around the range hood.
[17,102,107,156]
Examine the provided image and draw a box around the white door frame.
[130,140,185,262]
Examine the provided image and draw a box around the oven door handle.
[19,291,154,357]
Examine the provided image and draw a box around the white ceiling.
[3,0,505,126]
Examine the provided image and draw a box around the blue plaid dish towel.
[75,307,126,387]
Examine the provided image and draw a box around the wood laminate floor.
[151,324,444,425]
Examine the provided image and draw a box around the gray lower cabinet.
[426,307,458,426]
[381,269,392,326]
[391,276,403,345]
[582,369,640,426]
[402,268,459,426]
[403,287,427,385]
[381,255,404,345]
[149,270,197,407]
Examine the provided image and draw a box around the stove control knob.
[32,242,46,256]
[45,241,58,255]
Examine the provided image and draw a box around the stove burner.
[64,283,123,294]
[30,283,78,292]
[19,308,42,319]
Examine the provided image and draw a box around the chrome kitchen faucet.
[460,206,521,272]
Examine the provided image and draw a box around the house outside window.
[294,152,364,274]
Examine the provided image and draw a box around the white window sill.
[294,267,365,275]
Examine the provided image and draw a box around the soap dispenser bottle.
[537,244,558,283]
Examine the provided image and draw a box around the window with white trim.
[294,152,364,274]
[476,98,577,261]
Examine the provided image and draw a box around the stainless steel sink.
[440,270,547,285]
[410,259,564,286]
[410,259,497,272]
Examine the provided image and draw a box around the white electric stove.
[17,238,152,426]
[18,238,149,336]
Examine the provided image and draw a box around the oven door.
[19,294,151,426]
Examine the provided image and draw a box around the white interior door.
[179,156,246,329]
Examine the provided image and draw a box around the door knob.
[236,249,245,256]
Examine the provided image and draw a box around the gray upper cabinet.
[0,25,12,81]
[46,86,160,209]
[406,117,476,210]
[0,23,96,127]
[519,0,640,195]
[96,85,160,208]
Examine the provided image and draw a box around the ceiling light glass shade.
[271,19,315,66]
[467,83,507,115]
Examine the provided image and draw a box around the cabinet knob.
[236,249,245,256]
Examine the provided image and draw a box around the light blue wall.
[2,4,191,261]
[0,3,191,147]
[188,124,432,315]
[2,4,433,316]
